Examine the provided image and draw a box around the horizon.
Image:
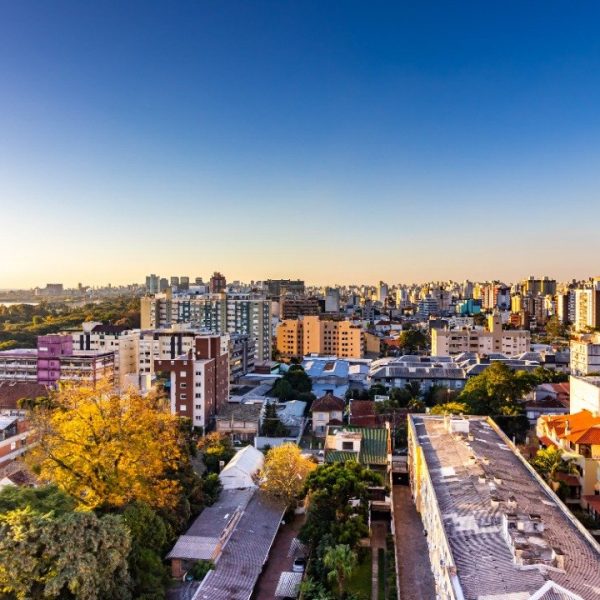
[2,2,600,286]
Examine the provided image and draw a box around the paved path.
[254,514,304,600]
[370,522,387,600]
[392,485,436,600]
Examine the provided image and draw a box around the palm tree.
[323,544,357,599]
[530,446,579,494]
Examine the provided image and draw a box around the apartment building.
[280,295,321,320]
[0,349,38,382]
[276,316,364,359]
[141,292,271,361]
[571,334,600,376]
[155,335,229,429]
[409,414,600,600]
[575,285,600,332]
[431,314,530,357]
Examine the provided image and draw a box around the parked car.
[292,557,306,573]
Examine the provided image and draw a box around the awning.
[275,572,303,598]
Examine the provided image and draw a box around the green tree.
[261,402,290,437]
[323,544,357,599]
[397,329,428,354]
[0,484,75,515]
[458,362,534,416]
[530,446,578,488]
[122,502,168,599]
[0,508,131,600]
[300,462,382,550]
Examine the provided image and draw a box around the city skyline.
[2,2,600,286]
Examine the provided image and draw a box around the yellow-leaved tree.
[27,382,184,510]
[260,443,316,507]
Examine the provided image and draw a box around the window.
[179,404,186,411]
[180,393,187,400]
[180,382,187,388]
[342,441,354,451]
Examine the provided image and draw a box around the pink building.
[36,335,73,386]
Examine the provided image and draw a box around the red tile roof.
[311,393,345,412]
[349,400,377,426]
[0,382,49,409]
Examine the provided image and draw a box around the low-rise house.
[167,446,285,599]
[215,402,263,442]
[302,357,350,397]
[348,400,377,427]
[324,424,391,474]
[537,410,600,505]
[369,355,466,391]
[310,393,344,436]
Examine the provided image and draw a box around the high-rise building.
[521,275,557,297]
[170,276,180,288]
[575,283,600,332]
[179,276,190,291]
[140,293,271,361]
[155,335,229,430]
[276,316,363,359]
[145,274,160,294]
[325,288,340,313]
[209,272,227,294]
[265,279,305,298]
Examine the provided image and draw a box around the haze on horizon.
[1,1,600,289]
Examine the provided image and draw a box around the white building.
[570,375,600,416]
[571,334,600,376]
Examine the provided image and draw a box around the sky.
[1,1,600,288]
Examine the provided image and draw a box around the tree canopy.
[27,383,185,510]
[260,443,315,507]
[0,508,131,600]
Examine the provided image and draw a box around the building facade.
[276,316,364,359]
[431,314,530,357]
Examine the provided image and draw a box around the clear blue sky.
[1,1,599,287]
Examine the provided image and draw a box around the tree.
[530,446,578,488]
[122,502,169,599]
[27,383,185,511]
[261,402,290,437]
[430,402,469,415]
[458,362,534,416]
[545,316,568,341]
[300,462,382,550]
[197,432,235,473]
[0,508,131,600]
[0,484,75,515]
[323,544,357,599]
[260,443,316,507]
[397,329,428,355]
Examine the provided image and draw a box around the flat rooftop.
[411,415,600,600]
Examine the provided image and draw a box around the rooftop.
[192,490,284,600]
[325,425,389,466]
[411,415,600,600]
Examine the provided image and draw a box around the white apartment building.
[431,314,530,357]
[141,292,271,361]
[571,334,600,376]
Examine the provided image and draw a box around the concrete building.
[570,375,600,415]
[209,271,227,294]
[276,316,364,359]
[431,314,530,357]
[265,279,305,298]
[141,293,271,361]
[0,349,38,383]
[571,334,600,376]
[369,355,466,391]
[280,295,321,320]
[324,288,340,313]
[154,335,229,429]
[575,285,600,332]
[409,414,600,600]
